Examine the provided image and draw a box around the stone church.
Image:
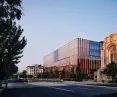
[96,33,117,81]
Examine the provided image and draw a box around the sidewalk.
[63,80,104,85]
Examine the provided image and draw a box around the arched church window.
[110,45,117,63]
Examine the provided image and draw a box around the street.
[0,82,117,97]
[0,82,80,97]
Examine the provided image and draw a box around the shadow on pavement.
[87,83,117,87]
[0,85,117,97]
[51,85,117,97]
[95,93,117,97]
[0,86,78,97]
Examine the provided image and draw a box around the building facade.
[96,33,117,81]
[101,33,117,68]
[26,64,43,77]
[44,38,102,78]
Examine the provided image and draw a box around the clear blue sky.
[18,0,117,72]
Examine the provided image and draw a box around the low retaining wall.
[27,79,64,82]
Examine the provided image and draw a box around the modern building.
[96,33,117,81]
[44,38,103,78]
[26,64,43,77]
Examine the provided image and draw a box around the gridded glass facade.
[89,41,101,57]
[44,38,102,75]
[44,39,78,67]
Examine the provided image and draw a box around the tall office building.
[44,38,102,77]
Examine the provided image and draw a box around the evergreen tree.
[0,0,27,86]
[49,68,53,78]
[61,68,65,79]
[55,69,59,78]
[76,64,82,81]
[70,67,75,80]
[22,70,27,79]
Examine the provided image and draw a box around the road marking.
[50,87,74,92]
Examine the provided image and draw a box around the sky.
[18,0,117,72]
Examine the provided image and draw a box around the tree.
[41,72,46,78]
[22,70,27,79]
[49,68,53,78]
[65,70,70,80]
[76,64,82,81]
[70,67,75,80]
[61,68,65,79]
[103,62,117,82]
[0,0,27,87]
[55,69,59,78]
[37,74,41,78]
[27,75,33,79]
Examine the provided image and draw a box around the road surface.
[0,82,117,97]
